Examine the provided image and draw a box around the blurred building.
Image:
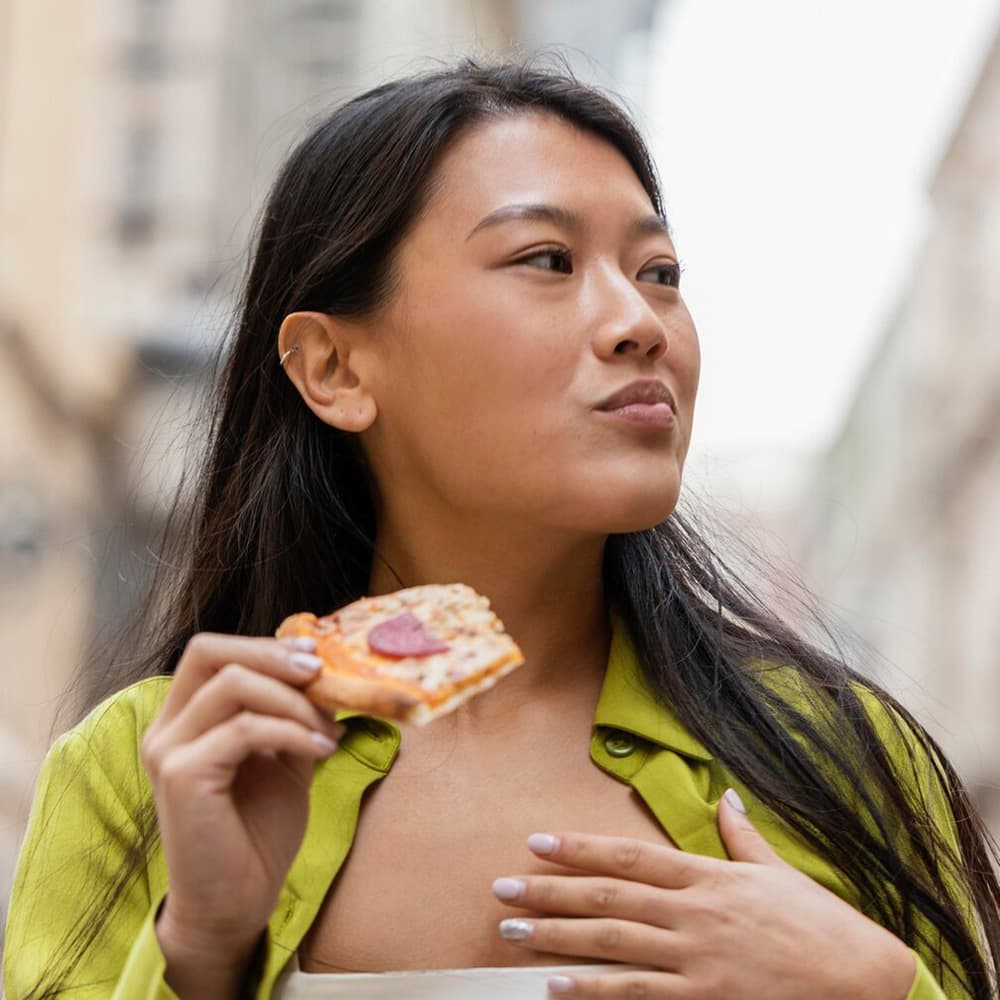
[800,23,1000,829]
[0,0,663,936]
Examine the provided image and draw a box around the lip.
[595,378,677,414]
[595,401,675,429]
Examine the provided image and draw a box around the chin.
[589,483,683,535]
[605,508,678,535]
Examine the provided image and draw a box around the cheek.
[377,315,577,491]
[671,315,701,423]
[391,284,576,431]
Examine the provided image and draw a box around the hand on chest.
[299,750,676,973]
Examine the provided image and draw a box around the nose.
[589,270,669,362]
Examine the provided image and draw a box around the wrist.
[884,942,917,1000]
[156,897,264,1000]
[864,935,916,1000]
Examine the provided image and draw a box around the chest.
[298,738,675,973]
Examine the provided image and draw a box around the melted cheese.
[321,584,520,698]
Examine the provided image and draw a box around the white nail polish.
[527,833,559,855]
[289,652,324,674]
[281,636,317,652]
[492,878,525,901]
[724,788,747,814]
[548,976,576,994]
[310,732,337,754]
[499,918,533,941]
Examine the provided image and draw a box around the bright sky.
[641,0,999,457]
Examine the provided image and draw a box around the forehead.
[421,113,657,229]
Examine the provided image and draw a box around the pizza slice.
[275,583,525,725]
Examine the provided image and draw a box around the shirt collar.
[593,611,713,761]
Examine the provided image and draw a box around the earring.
[279,345,299,367]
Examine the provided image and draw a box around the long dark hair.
[30,58,1000,998]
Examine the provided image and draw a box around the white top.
[274,957,655,998]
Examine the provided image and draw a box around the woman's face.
[360,112,700,536]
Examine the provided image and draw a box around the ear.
[277,311,377,433]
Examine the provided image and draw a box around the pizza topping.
[276,584,524,724]
[368,612,451,659]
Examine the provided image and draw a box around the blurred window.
[287,0,359,90]
[127,40,166,79]
[296,55,352,90]
[116,122,159,244]
[127,0,168,81]
[290,1,355,19]
[0,482,43,585]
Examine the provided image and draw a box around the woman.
[5,60,999,1000]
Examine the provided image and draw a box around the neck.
[367,518,612,736]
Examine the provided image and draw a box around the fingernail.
[724,788,747,814]
[327,721,347,741]
[310,732,337,755]
[492,877,525,901]
[289,653,324,675]
[548,976,576,994]
[499,918,533,941]
[527,833,559,855]
[281,636,317,652]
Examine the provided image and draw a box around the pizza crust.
[398,652,525,725]
[303,669,421,719]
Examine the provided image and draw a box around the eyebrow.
[464,202,672,242]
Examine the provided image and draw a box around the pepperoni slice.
[367,612,450,658]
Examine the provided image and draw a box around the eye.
[515,248,573,274]
[639,260,683,288]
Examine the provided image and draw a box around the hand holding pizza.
[141,633,345,994]
[492,790,917,999]
[142,583,523,996]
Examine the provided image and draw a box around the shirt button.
[604,731,637,757]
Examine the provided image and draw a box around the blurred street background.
[2,0,999,934]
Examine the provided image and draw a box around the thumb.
[717,788,789,867]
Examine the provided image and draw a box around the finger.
[161,633,326,720]
[159,711,337,788]
[717,787,790,867]
[498,916,679,970]
[492,875,675,929]
[525,832,712,890]
[156,664,344,749]
[254,746,319,789]
[547,969,686,998]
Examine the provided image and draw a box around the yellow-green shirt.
[4,619,969,999]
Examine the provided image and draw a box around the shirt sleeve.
[118,897,184,1000]
[857,687,979,1000]
[3,725,180,1000]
